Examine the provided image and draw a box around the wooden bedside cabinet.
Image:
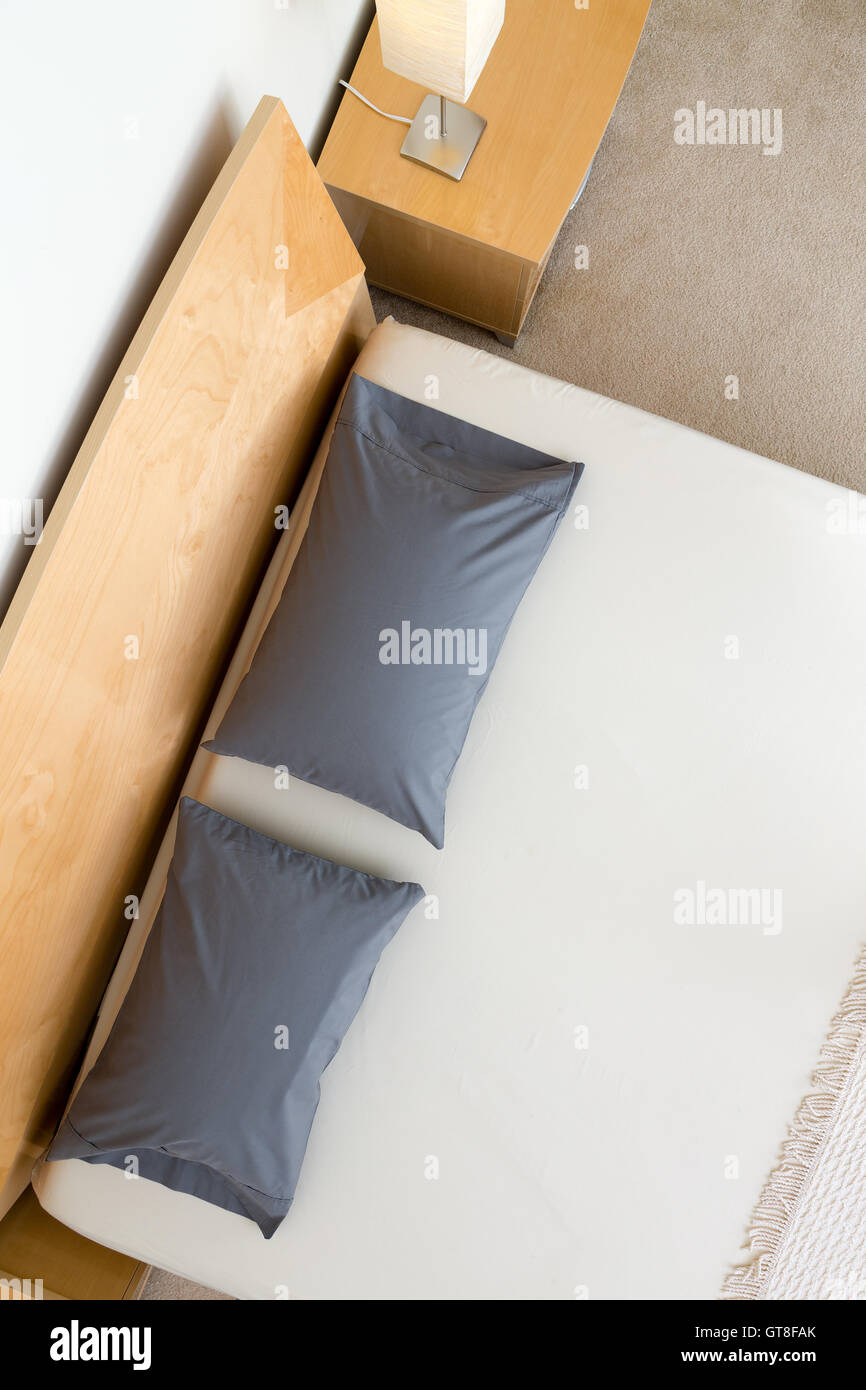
[318,0,651,345]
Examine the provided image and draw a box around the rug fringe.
[720,942,866,1300]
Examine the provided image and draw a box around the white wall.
[0,0,373,612]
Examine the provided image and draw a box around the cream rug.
[723,949,866,1300]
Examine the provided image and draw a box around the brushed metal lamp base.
[400,94,486,181]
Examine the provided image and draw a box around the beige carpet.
[373,0,866,493]
[137,1268,234,1300]
[138,0,863,1302]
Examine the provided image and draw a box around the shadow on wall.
[0,1,375,622]
[308,0,375,161]
[0,95,236,621]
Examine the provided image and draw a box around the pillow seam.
[335,418,572,515]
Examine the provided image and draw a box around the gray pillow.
[205,375,583,846]
[46,797,424,1238]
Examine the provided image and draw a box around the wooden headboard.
[0,96,373,1213]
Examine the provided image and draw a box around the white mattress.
[33,317,866,1300]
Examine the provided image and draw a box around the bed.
[30,307,866,1298]
[6,99,866,1301]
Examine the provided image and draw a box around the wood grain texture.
[319,0,652,263]
[0,95,372,1212]
[318,0,651,336]
[0,1186,147,1300]
[328,187,530,337]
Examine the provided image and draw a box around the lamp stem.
[440,93,447,139]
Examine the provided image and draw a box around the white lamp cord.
[338,79,412,125]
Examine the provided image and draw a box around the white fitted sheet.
[33,318,866,1300]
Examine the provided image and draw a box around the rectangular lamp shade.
[376,0,506,105]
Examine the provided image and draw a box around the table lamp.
[375,0,506,180]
